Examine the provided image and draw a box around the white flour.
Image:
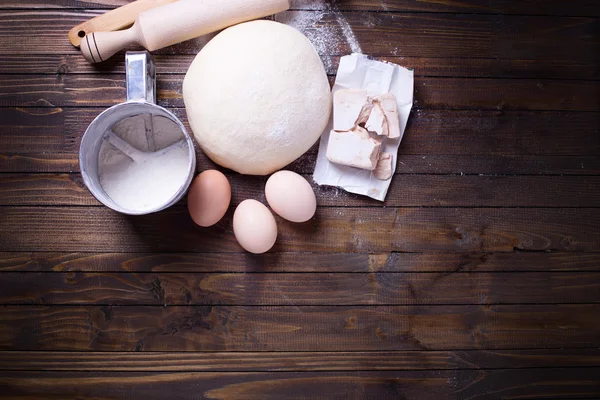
[98,114,190,213]
[276,1,362,71]
[333,12,362,53]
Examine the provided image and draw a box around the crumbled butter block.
[373,93,400,139]
[365,102,388,137]
[326,127,381,170]
[374,152,393,180]
[333,89,368,131]
[313,54,414,202]
[333,90,400,139]
[356,103,374,126]
[328,89,400,172]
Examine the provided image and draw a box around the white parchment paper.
[313,53,414,201]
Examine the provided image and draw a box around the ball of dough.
[183,20,331,175]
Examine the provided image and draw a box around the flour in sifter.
[98,114,191,213]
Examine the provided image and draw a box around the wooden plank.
[393,155,600,175]
[3,108,597,156]
[3,105,598,174]
[2,54,599,80]
[0,173,97,206]
[1,74,598,111]
[3,104,599,175]
[0,11,597,61]
[413,78,600,111]
[228,175,600,208]
[0,271,597,306]
[2,0,599,17]
[1,252,599,273]
[2,173,600,207]
[2,349,599,371]
[0,153,80,174]
[3,152,599,175]
[284,12,600,62]
[0,304,598,351]
[0,206,598,253]
[1,369,599,399]
[403,110,600,156]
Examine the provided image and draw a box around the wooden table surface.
[0,0,599,398]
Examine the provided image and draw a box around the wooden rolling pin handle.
[69,0,177,47]
[80,24,143,63]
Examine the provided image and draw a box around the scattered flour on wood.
[378,0,390,11]
[277,0,362,71]
[289,0,329,9]
[333,12,362,53]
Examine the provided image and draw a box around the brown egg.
[187,170,231,227]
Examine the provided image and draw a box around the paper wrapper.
[313,53,414,201]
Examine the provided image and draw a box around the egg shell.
[187,170,231,227]
[233,199,278,254]
[265,170,317,223]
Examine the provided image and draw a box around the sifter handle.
[125,51,156,103]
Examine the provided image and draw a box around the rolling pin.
[80,0,290,63]
[68,0,177,47]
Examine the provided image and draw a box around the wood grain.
[0,11,597,61]
[1,74,598,111]
[0,173,98,206]
[2,54,599,80]
[2,173,599,207]
[0,271,597,306]
[1,368,599,399]
[0,304,599,351]
[1,206,598,253]
[3,152,599,175]
[3,349,600,371]
[286,11,600,62]
[0,0,598,396]
[3,107,596,156]
[0,153,80,174]
[2,107,598,175]
[2,0,599,17]
[2,252,599,273]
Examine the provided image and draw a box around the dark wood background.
[0,0,599,398]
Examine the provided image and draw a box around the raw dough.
[183,20,331,175]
